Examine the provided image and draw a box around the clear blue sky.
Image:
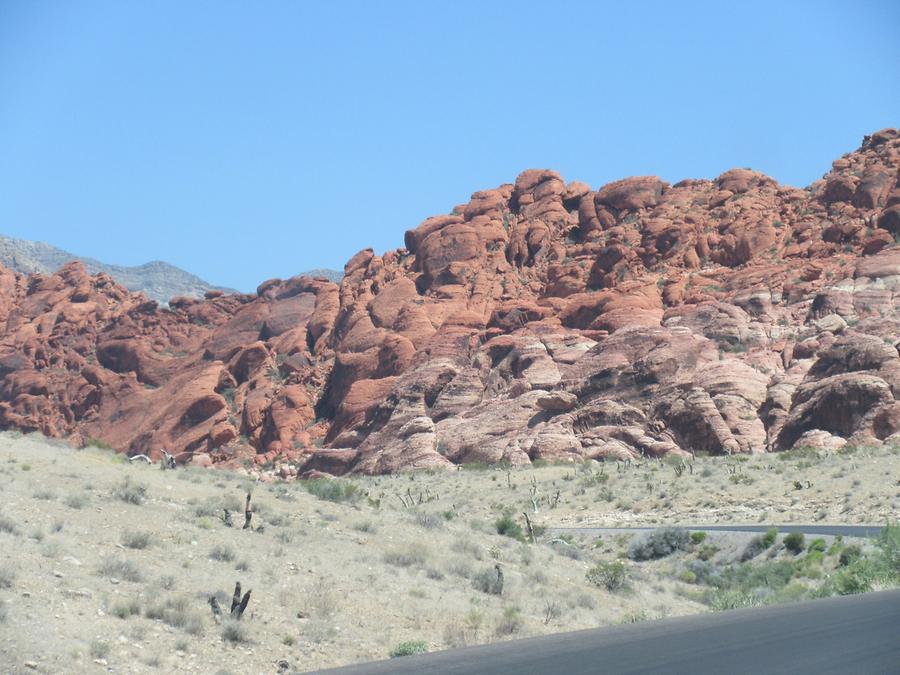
[1,1,897,291]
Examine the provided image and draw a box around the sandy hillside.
[0,433,897,674]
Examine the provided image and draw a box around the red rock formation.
[1,130,898,474]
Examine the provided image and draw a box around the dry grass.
[0,432,897,673]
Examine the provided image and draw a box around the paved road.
[321,589,900,674]
[552,524,884,538]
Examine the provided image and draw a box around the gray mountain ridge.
[0,233,342,303]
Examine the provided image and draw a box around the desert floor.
[0,433,897,674]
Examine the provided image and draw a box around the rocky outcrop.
[0,130,898,474]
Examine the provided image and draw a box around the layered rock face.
[1,129,898,474]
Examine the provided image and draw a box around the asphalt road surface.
[552,524,884,538]
[321,589,900,674]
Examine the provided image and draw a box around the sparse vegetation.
[494,512,525,541]
[628,527,690,561]
[303,479,361,503]
[389,640,429,657]
[221,618,249,643]
[586,560,627,591]
[97,555,143,582]
[209,544,237,562]
[783,532,805,555]
[121,529,153,549]
[1,432,897,672]
[114,477,147,505]
[145,595,205,634]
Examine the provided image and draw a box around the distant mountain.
[0,234,235,303]
[0,234,343,303]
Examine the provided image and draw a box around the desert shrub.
[303,479,360,503]
[112,597,142,619]
[877,521,899,575]
[383,543,429,568]
[64,493,89,509]
[678,569,697,584]
[472,567,504,595]
[830,560,878,595]
[209,544,236,562]
[707,589,760,611]
[390,640,428,657]
[0,514,19,535]
[628,527,690,561]
[743,527,780,561]
[158,574,177,590]
[447,558,473,579]
[690,531,707,545]
[783,532,805,555]
[684,559,716,585]
[0,563,16,588]
[33,488,57,500]
[89,640,110,659]
[494,607,523,636]
[0,599,6,623]
[121,530,153,550]
[98,555,143,582]
[827,522,900,595]
[550,539,583,560]
[221,618,248,643]
[586,561,627,591]
[145,595,204,635]
[114,478,146,505]
[697,544,719,561]
[451,537,483,560]
[807,538,827,554]
[307,581,339,619]
[838,544,862,567]
[495,513,525,542]
[739,538,764,562]
[412,511,444,530]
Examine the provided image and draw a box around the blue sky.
[0,1,897,291]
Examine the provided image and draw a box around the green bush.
[494,607,523,636]
[838,544,862,567]
[303,479,360,503]
[690,531,707,545]
[112,597,142,619]
[494,513,525,542]
[390,640,428,658]
[783,532,805,555]
[697,544,719,561]
[708,589,759,611]
[628,528,690,561]
[762,527,779,548]
[586,560,627,591]
[807,538,827,554]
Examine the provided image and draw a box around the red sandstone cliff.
[2,129,898,474]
